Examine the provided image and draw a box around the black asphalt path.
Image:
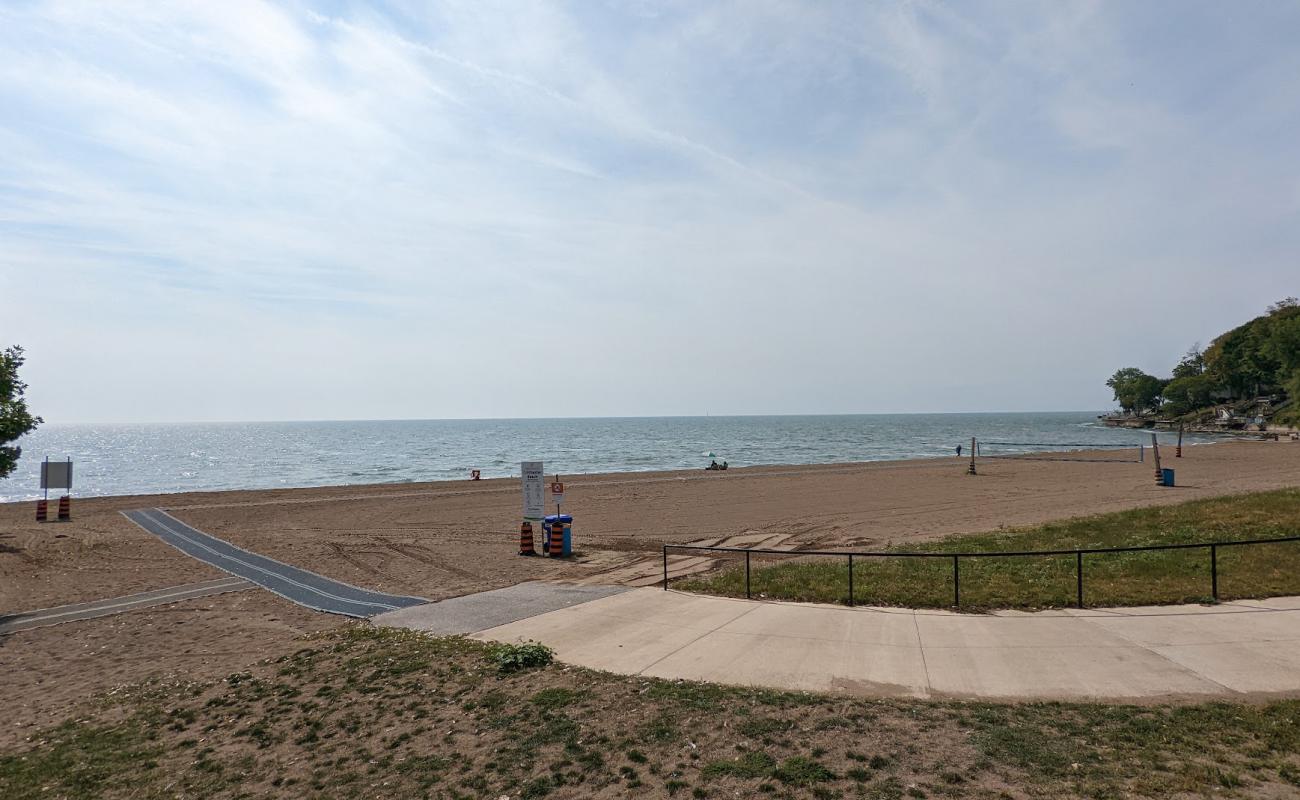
[122,508,428,618]
[0,576,255,635]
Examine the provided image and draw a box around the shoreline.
[0,439,1217,506]
[0,411,1198,503]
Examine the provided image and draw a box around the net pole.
[967,436,977,475]
[1151,433,1163,484]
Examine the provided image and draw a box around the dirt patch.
[0,591,345,747]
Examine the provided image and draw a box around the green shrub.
[488,641,555,673]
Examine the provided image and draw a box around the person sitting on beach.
[708,460,719,470]
[721,461,728,470]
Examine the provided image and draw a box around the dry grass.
[5,627,1300,799]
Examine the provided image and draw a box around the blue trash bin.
[544,514,573,556]
[1161,468,1175,487]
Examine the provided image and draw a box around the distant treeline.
[1106,298,1300,425]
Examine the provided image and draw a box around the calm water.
[0,413,1202,502]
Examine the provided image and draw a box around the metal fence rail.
[663,534,1300,609]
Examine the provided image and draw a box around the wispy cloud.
[2,1,1298,421]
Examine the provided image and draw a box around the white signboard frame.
[521,461,545,520]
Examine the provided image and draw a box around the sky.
[2,1,1298,423]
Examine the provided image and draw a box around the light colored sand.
[3,439,1298,611]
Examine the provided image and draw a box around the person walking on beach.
[956,444,962,457]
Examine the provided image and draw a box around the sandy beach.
[2,439,1299,740]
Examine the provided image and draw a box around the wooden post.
[1151,432,1163,484]
[966,436,977,475]
[1176,423,1183,458]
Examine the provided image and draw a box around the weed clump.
[488,641,555,673]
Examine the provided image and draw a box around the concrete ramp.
[458,589,1300,701]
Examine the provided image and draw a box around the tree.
[1162,373,1214,415]
[1204,300,1300,398]
[1268,297,1299,314]
[1261,308,1300,376]
[1171,344,1205,380]
[1,346,42,479]
[1106,367,1166,413]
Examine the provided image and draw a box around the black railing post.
[665,535,1300,610]
[1076,551,1084,609]
[1210,544,1218,602]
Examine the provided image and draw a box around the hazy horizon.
[3,2,1297,423]
[31,408,1113,427]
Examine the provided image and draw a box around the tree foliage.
[1162,373,1215,415]
[1171,344,1205,380]
[1,345,42,479]
[1106,367,1166,413]
[1106,300,1300,418]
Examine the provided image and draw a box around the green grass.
[6,627,1300,799]
[678,488,1300,610]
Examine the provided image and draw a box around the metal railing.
[662,534,1300,609]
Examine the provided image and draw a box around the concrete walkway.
[456,589,1300,701]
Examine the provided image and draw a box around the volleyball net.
[973,441,1145,463]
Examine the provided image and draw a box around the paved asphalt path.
[374,582,629,635]
[0,576,255,635]
[122,508,428,618]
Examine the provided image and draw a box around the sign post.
[550,478,565,515]
[521,461,545,521]
[39,457,74,522]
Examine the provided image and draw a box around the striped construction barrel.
[519,521,535,556]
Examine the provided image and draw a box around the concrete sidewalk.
[459,589,1300,701]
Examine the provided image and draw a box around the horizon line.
[32,409,1112,426]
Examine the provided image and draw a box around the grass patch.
[5,627,1300,799]
[0,719,159,800]
[679,488,1300,609]
[702,751,776,779]
[773,755,836,785]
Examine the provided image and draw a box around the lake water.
[0,412,1202,502]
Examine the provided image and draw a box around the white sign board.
[41,461,73,490]
[550,481,565,507]
[521,461,545,519]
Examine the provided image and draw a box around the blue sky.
[2,1,1298,422]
